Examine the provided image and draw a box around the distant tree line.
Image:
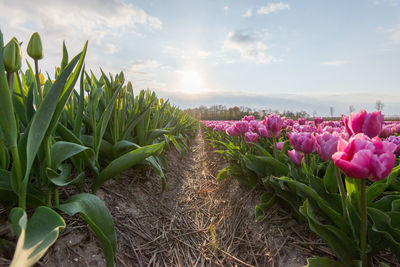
[184,105,310,120]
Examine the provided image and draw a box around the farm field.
[1,1,400,266]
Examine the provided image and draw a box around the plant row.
[0,31,197,267]
[202,111,400,267]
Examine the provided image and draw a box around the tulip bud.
[27,32,43,60]
[3,38,22,72]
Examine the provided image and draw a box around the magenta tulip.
[289,132,315,154]
[344,110,384,138]
[244,131,258,143]
[314,117,323,125]
[233,121,249,134]
[226,126,239,136]
[332,133,396,181]
[258,126,269,138]
[313,132,339,161]
[288,149,303,165]
[262,114,283,138]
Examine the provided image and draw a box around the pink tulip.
[233,121,249,134]
[276,141,284,150]
[298,118,306,125]
[343,110,384,138]
[313,132,339,161]
[289,132,315,154]
[226,126,239,136]
[288,149,303,165]
[258,126,269,138]
[244,131,258,143]
[263,114,284,138]
[314,117,323,125]
[332,133,396,181]
[242,115,255,122]
[387,136,400,155]
[380,126,393,138]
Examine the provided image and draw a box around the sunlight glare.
[180,70,204,94]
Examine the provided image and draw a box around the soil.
[1,128,398,266]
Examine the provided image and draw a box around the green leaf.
[300,200,358,266]
[368,207,400,258]
[275,176,348,231]
[92,142,165,192]
[305,256,343,267]
[255,192,276,222]
[217,167,229,181]
[9,207,65,267]
[21,50,82,200]
[57,193,116,267]
[324,161,337,194]
[50,141,93,169]
[46,165,85,187]
[0,31,18,149]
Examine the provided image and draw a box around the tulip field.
[202,113,400,266]
[0,31,198,267]
[1,30,400,267]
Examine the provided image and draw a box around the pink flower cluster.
[202,110,400,180]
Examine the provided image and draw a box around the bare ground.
[2,128,398,266]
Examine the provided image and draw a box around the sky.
[1,0,400,116]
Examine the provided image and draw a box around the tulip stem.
[360,179,368,266]
[16,71,26,103]
[272,135,278,158]
[6,71,13,94]
[335,166,347,218]
[34,59,43,100]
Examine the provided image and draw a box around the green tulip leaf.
[57,193,116,267]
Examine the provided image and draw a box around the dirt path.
[41,129,325,266]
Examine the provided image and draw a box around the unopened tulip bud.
[27,32,43,60]
[3,38,22,72]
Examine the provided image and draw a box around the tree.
[375,100,384,111]
[330,106,334,117]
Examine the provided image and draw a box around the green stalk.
[272,135,278,159]
[6,72,13,94]
[334,165,347,218]
[360,179,367,266]
[54,187,59,207]
[34,59,43,100]
[16,71,26,103]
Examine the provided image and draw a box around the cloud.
[257,2,290,15]
[243,8,253,17]
[321,60,347,66]
[104,43,118,54]
[370,0,399,6]
[0,0,162,74]
[126,59,161,75]
[224,6,229,11]
[223,30,275,64]
[384,25,400,45]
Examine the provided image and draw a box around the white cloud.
[126,59,161,75]
[257,2,290,15]
[321,60,348,66]
[0,0,162,74]
[105,43,118,54]
[223,30,275,64]
[370,0,399,6]
[385,25,400,45]
[243,8,253,17]
[224,6,229,11]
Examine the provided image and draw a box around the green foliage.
[0,30,198,266]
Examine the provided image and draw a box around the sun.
[180,70,204,94]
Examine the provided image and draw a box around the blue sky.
[1,0,400,116]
